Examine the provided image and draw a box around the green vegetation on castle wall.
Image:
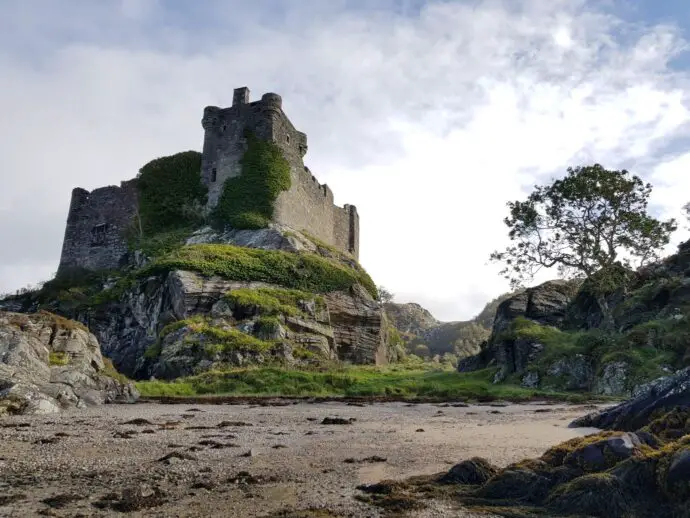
[135,150,207,235]
[142,243,378,298]
[213,130,291,229]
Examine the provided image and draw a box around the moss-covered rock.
[546,473,630,517]
[438,457,498,485]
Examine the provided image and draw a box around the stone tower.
[200,87,359,258]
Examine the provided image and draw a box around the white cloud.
[1,0,690,321]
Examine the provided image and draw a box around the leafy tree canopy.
[378,286,394,304]
[491,164,676,323]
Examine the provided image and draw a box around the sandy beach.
[0,400,606,517]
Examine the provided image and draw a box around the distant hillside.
[384,294,515,361]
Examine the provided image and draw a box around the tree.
[683,202,690,228]
[490,164,677,328]
[378,286,394,304]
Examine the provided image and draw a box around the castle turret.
[233,87,250,106]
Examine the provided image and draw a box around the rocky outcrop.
[1,224,392,380]
[140,276,390,379]
[0,310,138,416]
[384,302,439,337]
[570,367,690,431]
[20,270,389,380]
[491,279,579,336]
[326,285,390,364]
[458,241,690,395]
[458,280,579,381]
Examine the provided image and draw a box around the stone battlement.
[57,87,359,275]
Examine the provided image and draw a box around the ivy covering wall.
[136,150,207,235]
[213,130,291,229]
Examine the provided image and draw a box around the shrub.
[254,316,282,336]
[48,352,70,366]
[136,150,207,235]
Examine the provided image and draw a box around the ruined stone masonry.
[57,87,360,274]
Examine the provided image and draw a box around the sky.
[2,0,690,322]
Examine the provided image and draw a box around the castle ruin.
[57,87,360,274]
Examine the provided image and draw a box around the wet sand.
[0,401,606,517]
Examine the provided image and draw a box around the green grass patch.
[213,130,291,229]
[136,364,589,401]
[48,351,70,366]
[225,287,323,317]
[140,243,377,298]
[292,347,317,360]
[197,326,274,353]
[155,316,275,356]
[127,227,195,259]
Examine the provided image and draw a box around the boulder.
[438,457,498,485]
[594,361,629,396]
[545,355,593,391]
[0,311,138,416]
[570,367,690,431]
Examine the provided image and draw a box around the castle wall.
[201,88,360,259]
[333,204,360,258]
[201,101,273,208]
[57,180,138,274]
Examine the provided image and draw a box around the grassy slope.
[136,364,598,402]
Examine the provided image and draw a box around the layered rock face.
[48,270,390,380]
[0,311,138,415]
[2,225,391,380]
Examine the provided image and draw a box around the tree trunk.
[595,293,615,331]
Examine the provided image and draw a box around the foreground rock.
[570,367,690,431]
[360,403,690,518]
[0,311,138,415]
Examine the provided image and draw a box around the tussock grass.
[136,365,590,401]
